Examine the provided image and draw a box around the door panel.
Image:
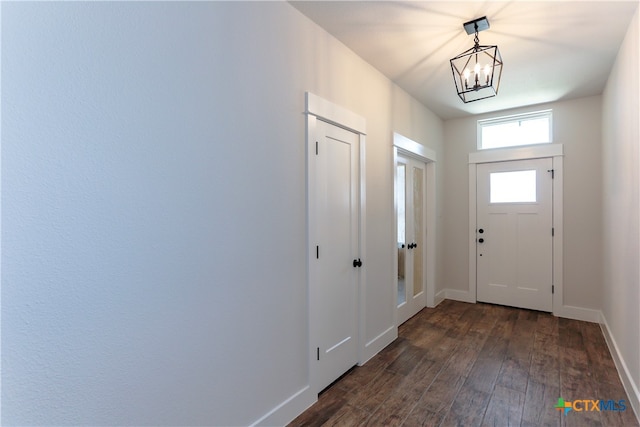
[396,163,407,306]
[412,165,424,298]
[312,119,359,392]
[476,158,553,312]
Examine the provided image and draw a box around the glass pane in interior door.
[397,164,406,305]
[413,166,424,297]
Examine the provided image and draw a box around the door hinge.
[547,169,555,179]
[315,141,318,155]
[552,285,555,294]
[552,228,555,236]
[316,245,319,259]
[317,347,320,361]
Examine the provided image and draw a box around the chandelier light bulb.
[473,62,481,86]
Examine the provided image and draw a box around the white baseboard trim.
[251,385,316,427]
[255,325,399,425]
[555,305,601,323]
[440,291,602,324]
[433,289,446,307]
[361,324,397,365]
[444,288,475,303]
[599,313,640,424]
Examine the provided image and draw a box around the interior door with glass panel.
[476,158,553,312]
[397,155,426,325]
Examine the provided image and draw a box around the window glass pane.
[397,164,406,246]
[479,111,551,149]
[396,164,406,306]
[412,166,423,297]
[490,170,537,203]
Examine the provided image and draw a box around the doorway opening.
[393,133,437,326]
[468,144,564,315]
[306,92,366,395]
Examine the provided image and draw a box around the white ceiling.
[289,1,639,120]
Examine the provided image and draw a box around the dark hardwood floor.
[289,300,639,427]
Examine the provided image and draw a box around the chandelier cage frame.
[450,17,503,103]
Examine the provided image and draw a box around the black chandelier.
[450,16,503,103]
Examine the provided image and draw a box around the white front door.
[476,158,553,312]
[396,155,426,325]
[310,119,359,392]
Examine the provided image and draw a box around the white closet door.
[311,119,359,392]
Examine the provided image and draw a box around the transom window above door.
[478,110,552,150]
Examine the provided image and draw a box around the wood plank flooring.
[289,300,639,427]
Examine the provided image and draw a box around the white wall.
[1,2,443,425]
[443,96,603,311]
[602,6,640,415]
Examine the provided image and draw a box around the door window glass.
[490,170,537,203]
[396,164,406,305]
[412,166,424,297]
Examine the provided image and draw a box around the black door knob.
[478,238,484,243]
[479,228,484,234]
[353,258,362,267]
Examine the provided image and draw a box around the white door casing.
[392,133,437,326]
[476,158,553,312]
[469,144,564,315]
[306,92,367,395]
